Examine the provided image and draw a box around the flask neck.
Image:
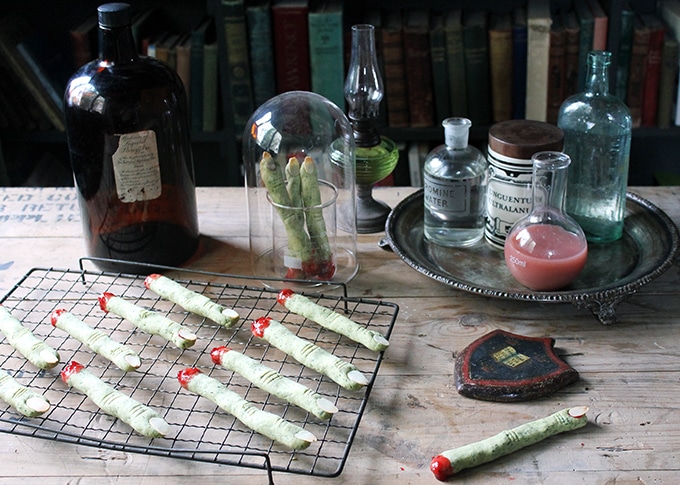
[531,152,570,213]
[99,25,138,64]
[584,50,611,96]
[443,117,472,150]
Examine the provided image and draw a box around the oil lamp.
[342,24,399,233]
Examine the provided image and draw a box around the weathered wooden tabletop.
[1,185,679,484]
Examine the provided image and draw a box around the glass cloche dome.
[243,91,358,286]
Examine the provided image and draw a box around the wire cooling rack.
[0,264,398,481]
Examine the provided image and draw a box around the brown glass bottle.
[64,3,199,273]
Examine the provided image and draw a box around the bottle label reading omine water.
[424,174,471,215]
[111,130,162,203]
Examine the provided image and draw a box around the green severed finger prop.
[144,274,239,328]
[0,305,59,369]
[277,289,389,352]
[61,361,170,438]
[299,156,335,280]
[98,292,196,349]
[0,370,51,417]
[251,317,368,391]
[260,152,312,279]
[211,346,338,420]
[51,309,141,372]
[177,367,317,450]
[430,406,589,481]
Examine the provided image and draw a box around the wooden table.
[1,186,679,484]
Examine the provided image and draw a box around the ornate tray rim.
[383,189,680,324]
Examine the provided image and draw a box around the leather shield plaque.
[454,329,579,402]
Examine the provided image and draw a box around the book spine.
[562,12,580,99]
[525,1,551,122]
[220,0,255,134]
[575,0,594,91]
[615,8,635,101]
[246,1,277,107]
[627,20,650,128]
[463,13,492,126]
[429,13,451,123]
[657,32,678,128]
[511,10,527,119]
[308,3,345,109]
[190,24,207,131]
[488,16,512,123]
[444,10,468,117]
[2,40,65,131]
[403,13,435,128]
[430,14,451,123]
[203,42,219,132]
[546,18,565,124]
[641,22,665,127]
[272,1,311,93]
[381,14,409,127]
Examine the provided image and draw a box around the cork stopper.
[488,120,564,159]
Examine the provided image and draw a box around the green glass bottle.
[557,50,632,243]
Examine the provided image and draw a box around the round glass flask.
[504,151,588,291]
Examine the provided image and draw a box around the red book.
[640,13,666,127]
[272,0,311,93]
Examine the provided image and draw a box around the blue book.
[190,16,214,131]
[246,0,276,108]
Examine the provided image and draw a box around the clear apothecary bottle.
[64,3,199,272]
[423,118,487,247]
[557,50,632,243]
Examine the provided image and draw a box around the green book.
[308,0,345,109]
[203,42,219,132]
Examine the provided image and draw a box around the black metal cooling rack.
[0,263,398,482]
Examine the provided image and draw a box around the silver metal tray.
[383,189,679,324]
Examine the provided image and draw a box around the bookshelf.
[1,0,679,187]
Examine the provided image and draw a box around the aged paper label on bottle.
[111,130,162,203]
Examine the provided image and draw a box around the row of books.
[377,0,680,130]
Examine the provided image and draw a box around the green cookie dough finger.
[260,152,312,279]
[211,346,338,420]
[277,289,389,352]
[251,317,368,391]
[0,370,51,418]
[300,156,335,280]
[144,274,239,328]
[178,367,317,450]
[61,361,169,438]
[98,292,196,349]
[0,305,59,369]
[430,406,589,481]
[51,309,141,372]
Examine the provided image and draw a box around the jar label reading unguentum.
[111,130,162,203]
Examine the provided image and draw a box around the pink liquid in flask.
[504,223,588,291]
